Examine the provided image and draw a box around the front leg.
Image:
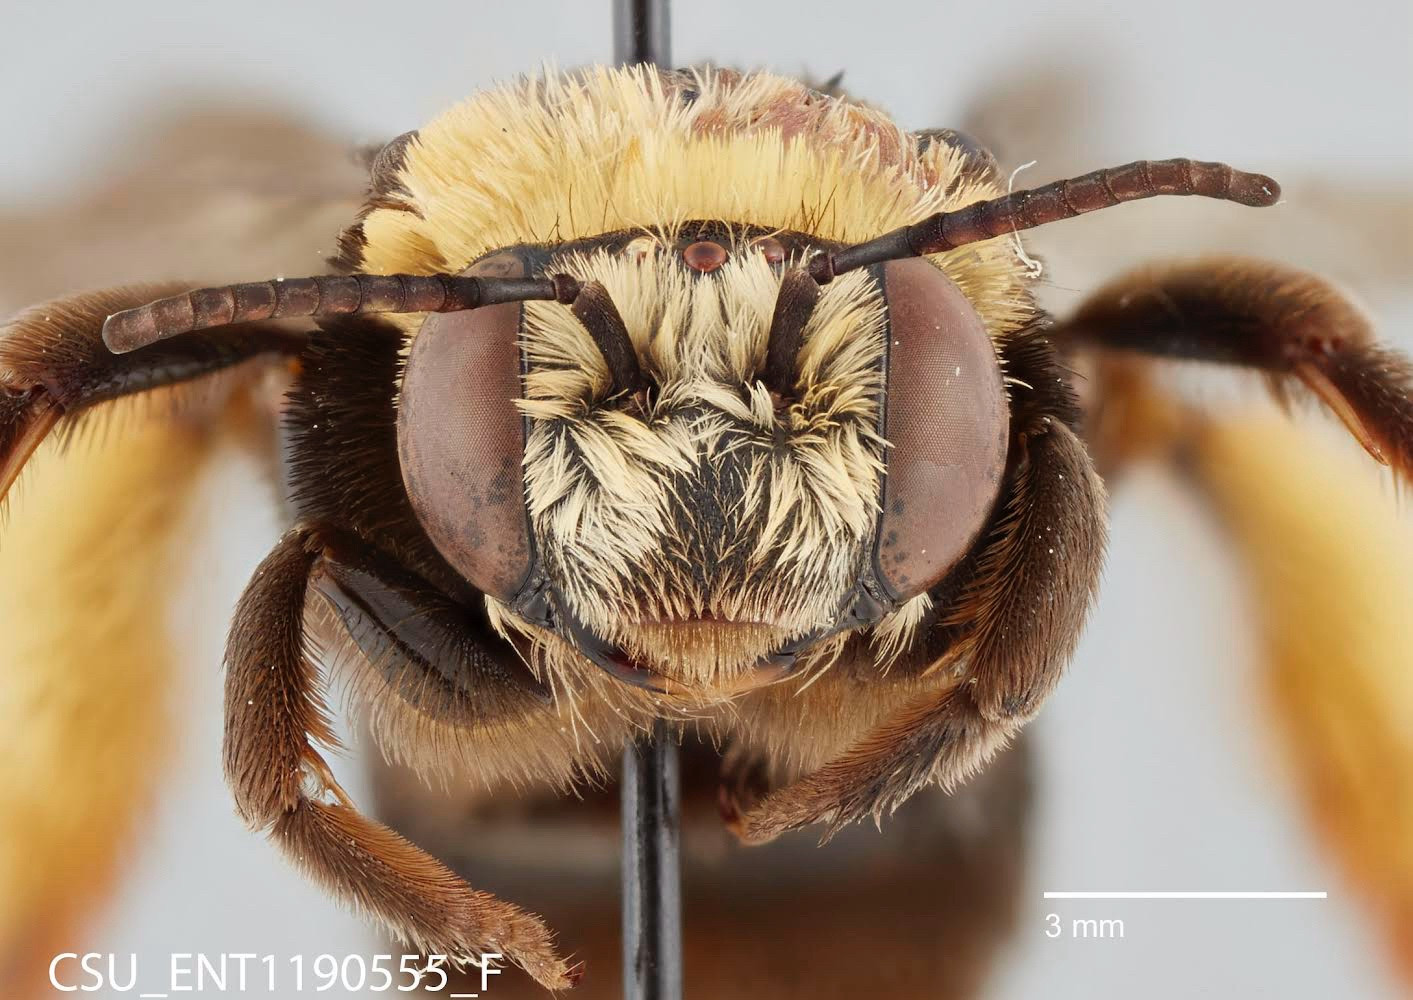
[223,525,579,990]
[1052,256,1413,479]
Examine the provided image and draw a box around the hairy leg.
[1052,256,1413,480]
[224,524,580,990]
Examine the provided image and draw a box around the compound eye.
[397,251,532,602]
[874,258,1009,600]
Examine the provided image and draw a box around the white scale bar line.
[1044,891,1327,899]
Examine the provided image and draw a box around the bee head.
[397,223,1009,697]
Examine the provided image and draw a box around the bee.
[3,65,1410,991]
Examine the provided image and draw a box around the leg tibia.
[223,526,576,989]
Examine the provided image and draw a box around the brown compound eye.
[873,258,1010,600]
[397,251,533,603]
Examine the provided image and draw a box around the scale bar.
[1044,891,1327,899]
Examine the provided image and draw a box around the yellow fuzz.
[0,405,212,993]
[342,63,1041,777]
[358,65,1034,342]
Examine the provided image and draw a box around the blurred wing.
[977,52,1413,979]
[1196,414,1413,984]
[0,102,365,994]
[0,405,219,986]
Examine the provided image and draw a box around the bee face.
[525,229,887,692]
[399,224,1010,697]
[5,56,1355,988]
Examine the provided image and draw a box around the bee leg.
[1051,256,1413,481]
[0,284,303,500]
[223,526,577,991]
[737,373,1107,844]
